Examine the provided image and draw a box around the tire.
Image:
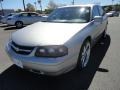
[77,39,91,69]
[15,21,23,28]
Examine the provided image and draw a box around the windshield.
[47,7,91,23]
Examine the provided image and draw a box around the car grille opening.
[11,41,34,55]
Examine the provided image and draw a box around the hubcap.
[17,22,22,27]
[81,41,91,68]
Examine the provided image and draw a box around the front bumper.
[5,42,76,75]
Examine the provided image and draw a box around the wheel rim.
[81,41,91,68]
[16,22,22,28]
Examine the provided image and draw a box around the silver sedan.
[5,4,108,75]
[6,12,45,28]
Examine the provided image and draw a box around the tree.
[44,9,53,14]
[26,3,35,12]
[16,9,22,13]
[36,10,41,14]
[45,0,58,14]
[47,0,59,10]
[114,4,120,11]
[38,0,42,13]
[45,1,66,14]
[103,5,113,12]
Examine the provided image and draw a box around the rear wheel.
[77,39,91,69]
[15,21,23,28]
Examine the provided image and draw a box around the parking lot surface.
[0,17,120,90]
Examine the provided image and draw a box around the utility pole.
[112,0,114,5]
[0,0,4,16]
[38,0,42,13]
[23,0,26,11]
[34,2,37,11]
[112,0,114,10]
[72,0,75,5]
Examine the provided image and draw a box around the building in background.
[0,9,15,16]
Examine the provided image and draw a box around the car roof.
[58,4,97,9]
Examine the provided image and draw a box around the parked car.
[0,15,4,21]
[0,13,16,24]
[42,14,48,18]
[106,11,119,17]
[5,4,108,75]
[6,12,45,28]
[113,11,119,17]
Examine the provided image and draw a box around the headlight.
[35,45,68,57]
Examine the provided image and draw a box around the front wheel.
[15,21,23,29]
[77,39,91,69]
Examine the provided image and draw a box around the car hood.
[12,22,89,46]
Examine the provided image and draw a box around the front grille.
[11,41,34,55]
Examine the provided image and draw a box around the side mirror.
[94,16,103,23]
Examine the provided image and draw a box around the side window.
[30,13,39,17]
[92,6,100,18]
[98,6,104,16]
[21,13,28,17]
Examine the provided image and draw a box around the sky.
[1,0,120,10]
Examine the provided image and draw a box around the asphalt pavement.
[0,17,120,90]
